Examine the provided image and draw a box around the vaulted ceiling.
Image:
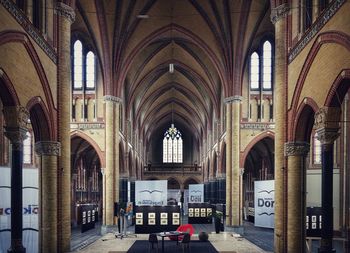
[72,0,271,149]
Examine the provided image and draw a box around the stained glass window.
[163,124,183,163]
[73,40,83,89]
[23,132,32,164]
[86,51,95,89]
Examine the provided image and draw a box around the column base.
[7,246,26,253]
[224,225,244,235]
[101,225,119,235]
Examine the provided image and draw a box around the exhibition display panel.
[79,204,97,233]
[306,207,322,237]
[134,205,181,234]
[188,203,213,224]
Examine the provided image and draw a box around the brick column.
[231,96,242,228]
[224,98,232,225]
[103,96,122,229]
[3,106,29,253]
[55,2,75,252]
[35,141,61,253]
[271,3,290,252]
[315,107,340,253]
[285,142,310,253]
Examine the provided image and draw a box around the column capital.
[103,95,123,104]
[314,106,341,130]
[224,96,243,104]
[3,106,29,129]
[4,128,27,150]
[315,128,340,146]
[55,2,75,23]
[35,141,61,156]
[284,142,310,156]
[271,3,290,24]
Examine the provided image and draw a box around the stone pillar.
[224,99,232,225]
[3,106,29,253]
[103,95,122,229]
[55,2,75,252]
[35,141,61,253]
[285,142,310,253]
[271,3,289,252]
[100,168,106,225]
[315,107,340,253]
[231,96,242,228]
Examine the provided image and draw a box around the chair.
[148,233,158,252]
[169,224,195,241]
[180,233,191,253]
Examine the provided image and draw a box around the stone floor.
[70,219,274,253]
[69,232,270,253]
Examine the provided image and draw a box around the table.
[156,231,187,253]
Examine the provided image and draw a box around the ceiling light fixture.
[137,14,149,19]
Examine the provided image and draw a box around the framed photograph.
[319,223,322,229]
[201,208,206,213]
[172,213,180,219]
[161,218,168,225]
[188,212,193,217]
[173,218,180,225]
[92,215,95,221]
[306,223,309,229]
[188,208,193,213]
[136,218,143,225]
[319,215,322,222]
[88,210,91,216]
[201,212,206,217]
[136,212,143,219]
[207,208,212,213]
[311,216,316,222]
[161,212,168,219]
[82,211,86,218]
[195,212,200,217]
[194,208,200,213]
[148,213,156,219]
[87,216,91,223]
[312,223,317,229]
[82,217,86,224]
[306,216,309,222]
[148,218,156,225]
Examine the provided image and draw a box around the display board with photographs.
[134,205,181,234]
[306,207,322,237]
[188,203,214,224]
[80,204,97,232]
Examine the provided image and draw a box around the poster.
[135,180,167,206]
[188,184,204,203]
[254,180,275,228]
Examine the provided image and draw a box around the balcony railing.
[143,164,202,175]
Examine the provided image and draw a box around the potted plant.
[210,211,223,234]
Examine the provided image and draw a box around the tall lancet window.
[163,124,183,163]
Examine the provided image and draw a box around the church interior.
[0,0,350,252]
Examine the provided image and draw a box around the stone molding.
[284,142,310,156]
[3,106,29,129]
[224,96,243,104]
[0,0,57,63]
[314,107,341,130]
[55,2,75,23]
[270,3,290,24]
[103,95,123,104]
[288,0,346,63]
[35,141,61,156]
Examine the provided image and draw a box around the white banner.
[0,166,38,253]
[254,180,275,228]
[188,184,204,203]
[135,180,167,206]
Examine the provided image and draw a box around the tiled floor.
[70,219,274,253]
